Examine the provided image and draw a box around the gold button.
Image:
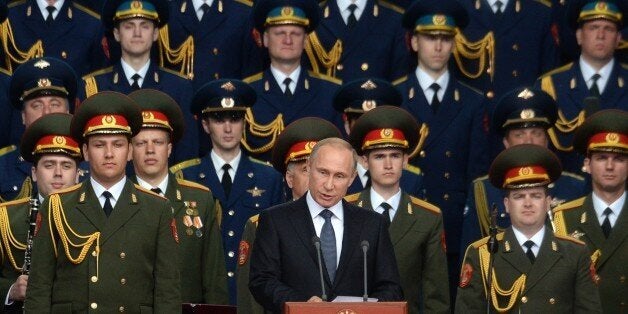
[486,68,491,74]
[120,278,126,285]
[213,48,219,55]
[444,172,450,179]
[549,298,555,304]
[521,296,528,303]
[120,252,126,259]
[228,271,234,277]
[91,276,98,283]
[61,51,67,59]
[512,70,518,77]
[420,150,426,158]
[214,73,220,79]
[228,231,235,237]
[361,63,368,71]
[620,276,626,283]
[91,303,98,309]
[228,251,235,257]
[92,250,97,257]
[228,210,235,216]
[512,44,519,51]
[443,194,449,200]
[445,151,452,157]
[486,91,495,99]
[119,306,125,312]
[336,64,343,71]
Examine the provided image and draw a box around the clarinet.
[22,198,39,275]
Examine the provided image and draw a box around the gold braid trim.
[157,25,195,79]
[49,194,100,277]
[541,76,585,151]
[83,76,98,98]
[552,210,568,236]
[0,205,27,271]
[0,20,44,73]
[304,32,342,77]
[242,108,284,153]
[479,245,526,312]
[14,177,33,202]
[408,123,429,159]
[453,30,495,80]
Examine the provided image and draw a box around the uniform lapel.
[318,1,348,46]
[424,81,464,148]
[165,174,186,217]
[600,62,627,110]
[498,228,531,275]
[174,0,200,35]
[227,156,253,208]
[43,2,75,44]
[523,230,561,293]
[334,201,362,288]
[196,0,228,41]
[141,63,164,91]
[288,196,322,280]
[22,1,46,38]
[565,63,589,111]
[578,196,607,250]
[493,0,526,36]
[596,200,628,269]
[389,193,418,246]
[100,181,142,244]
[74,182,108,232]
[337,0,375,60]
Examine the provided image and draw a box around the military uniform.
[236,215,265,314]
[0,69,16,148]
[0,198,30,313]
[346,191,449,314]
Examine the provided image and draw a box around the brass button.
[444,172,450,179]
[119,306,125,312]
[91,303,98,309]
[512,70,518,77]
[199,173,206,179]
[620,276,626,283]
[228,231,235,237]
[361,63,368,71]
[443,194,449,200]
[228,271,234,277]
[336,64,343,71]
[228,210,235,216]
[521,296,528,303]
[92,250,97,257]
[120,278,127,285]
[419,150,426,158]
[549,298,555,304]
[214,73,219,79]
[228,251,235,257]
[120,252,126,259]
[486,91,495,99]
[445,151,452,157]
[61,51,67,59]
[512,44,519,51]
[91,276,98,283]
[213,48,219,55]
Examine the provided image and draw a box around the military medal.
[195,229,203,237]
[186,228,194,236]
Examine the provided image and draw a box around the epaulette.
[538,62,573,78]
[458,81,483,96]
[472,174,489,183]
[234,0,253,7]
[378,0,404,14]
[0,145,16,157]
[169,158,202,174]
[554,233,585,246]
[391,75,408,86]
[159,66,189,80]
[344,192,361,202]
[471,232,504,249]
[308,71,342,85]
[8,0,25,8]
[243,72,263,83]
[0,67,11,76]
[404,164,421,175]
[552,196,585,213]
[134,184,168,200]
[561,171,584,181]
[73,2,100,19]
[409,195,440,215]
[533,0,551,8]
[176,178,210,192]
[0,197,29,207]
[52,182,83,195]
[82,66,114,80]
[249,214,260,227]
[248,156,273,167]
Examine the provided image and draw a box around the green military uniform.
[236,215,264,314]
[24,92,181,313]
[0,198,30,312]
[553,109,628,313]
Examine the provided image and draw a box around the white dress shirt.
[192,0,215,20]
[512,226,545,257]
[486,0,509,13]
[136,175,169,196]
[270,65,301,94]
[356,163,369,187]
[416,67,449,106]
[370,188,401,222]
[307,191,344,265]
[37,0,64,20]
[336,0,366,24]
[580,56,614,94]
[91,176,127,209]
[121,59,151,88]
[592,191,625,227]
[210,149,241,183]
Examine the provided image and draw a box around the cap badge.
[102,115,117,126]
[605,132,619,144]
[221,81,236,91]
[54,136,67,145]
[131,0,142,9]
[520,109,535,119]
[595,2,608,11]
[517,88,534,99]
[142,111,154,120]
[306,141,317,150]
[380,128,394,139]
[221,97,235,108]
[281,6,294,17]
[34,60,50,69]
[37,78,51,88]
[362,100,377,111]
[519,166,533,176]
[432,15,446,25]
[361,80,377,90]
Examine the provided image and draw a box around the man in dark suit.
[249,137,403,313]
[553,109,628,313]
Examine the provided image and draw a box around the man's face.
[503,127,548,148]
[308,144,356,208]
[22,96,69,127]
[263,25,306,66]
[364,148,407,189]
[131,129,172,180]
[286,160,309,200]
[576,19,621,64]
[113,18,158,58]
[412,33,454,74]
[32,154,79,197]
[82,134,132,187]
[201,115,244,154]
[504,187,551,232]
[584,152,627,194]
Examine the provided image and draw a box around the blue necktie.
[320,209,337,282]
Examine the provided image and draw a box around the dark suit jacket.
[249,195,403,313]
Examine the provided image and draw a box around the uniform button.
[486,68,491,74]
[199,173,206,179]
[92,250,97,257]
[444,172,450,179]
[228,271,234,277]
[228,210,235,216]
[512,70,518,77]
[91,276,98,283]
[91,303,97,309]
[228,251,235,257]
[255,203,260,208]
[521,296,528,303]
[419,150,426,158]
[445,151,452,157]
[549,298,555,304]
[61,51,67,59]
[120,252,126,259]
[228,230,235,237]
[119,306,125,312]
[548,183,555,189]
[443,194,449,200]
[361,63,368,71]
[336,64,343,71]
[620,275,626,283]
[512,44,519,51]
[120,278,126,285]
[213,48,219,55]
[500,213,506,218]
[12,186,18,191]
[486,91,495,99]
[214,73,220,79]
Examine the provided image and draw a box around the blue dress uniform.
[5,0,107,76]
[307,0,410,81]
[162,0,262,91]
[0,69,15,148]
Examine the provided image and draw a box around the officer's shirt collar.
[307,191,344,221]
[356,163,368,186]
[91,176,127,208]
[120,59,151,88]
[416,67,449,104]
[370,188,401,220]
[192,0,215,20]
[336,0,366,23]
[579,56,614,94]
[592,190,625,227]
[270,65,301,94]
[210,149,241,181]
[136,174,169,196]
[486,0,509,13]
[37,0,64,20]
[512,225,544,257]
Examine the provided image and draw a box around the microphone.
[312,236,327,301]
[488,204,499,253]
[361,240,370,302]
[583,96,600,117]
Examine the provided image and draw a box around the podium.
[182,303,237,314]
[285,302,407,314]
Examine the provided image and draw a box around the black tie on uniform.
[589,73,601,97]
[523,240,535,264]
[601,207,612,238]
[347,4,358,29]
[283,78,293,97]
[46,6,56,24]
[380,202,392,226]
[494,0,503,18]
[131,74,141,90]
[102,191,114,217]
[151,187,162,195]
[429,83,441,113]
[221,164,232,197]
[200,3,211,21]
[364,171,371,188]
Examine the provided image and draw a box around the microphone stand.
[361,241,370,302]
[312,236,327,301]
[486,204,499,314]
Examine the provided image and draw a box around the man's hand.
[307,296,323,302]
[9,275,28,301]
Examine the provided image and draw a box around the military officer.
[243,0,344,162]
[237,117,341,314]
[345,106,449,313]
[170,79,284,304]
[306,0,410,81]
[1,113,81,313]
[0,57,79,203]
[553,109,628,313]
[128,89,229,304]
[81,0,199,164]
[162,0,263,91]
[395,0,489,298]
[536,0,627,174]
[459,87,588,258]
[456,144,601,313]
[333,77,425,198]
[4,0,107,75]
[25,91,181,312]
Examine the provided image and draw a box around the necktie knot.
[495,0,503,13]
[380,202,392,210]
[603,207,612,217]
[151,187,162,195]
[591,73,601,82]
[524,240,535,263]
[320,209,334,220]
[347,3,358,28]
[348,3,358,12]
[46,6,56,24]
[222,163,231,171]
[131,74,141,90]
[283,78,293,97]
[102,191,114,217]
[102,191,113,199]
[221,164,233,196]
[590,73,602,96]
[380,202,392,225]
[429,83,441,112]
[201,2,211,14]
[430,82,440,92]
[601,207,612,238]
[523,240,534,250]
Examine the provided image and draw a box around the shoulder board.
[533,0,551,8]
[561,171,584,181]
[308,71,342,85]
[233,0,253,7]
[176,178,210,192]
[471,232,505,248]
[404,164,421,175]
[82,66,113,80]
[0,145,16,157]
[472,174,489,183]
[159,66,189,80]
[134,184,168,200]
[457,81,483,95]
[0,67,11,76]
[0,197,30,207]
[539,62,573,78]
[243,72,263,83]
[8,0,25,8]
[553,196,586,213]
[554,233,585,246]
[409,196,440,214]
[72,2,100,19]
[169,158,202,173]
[377,0,404,14]
[53,183,83,195]
[344,192,361,203]
[392,75,408,86]
[248,156,273,167]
